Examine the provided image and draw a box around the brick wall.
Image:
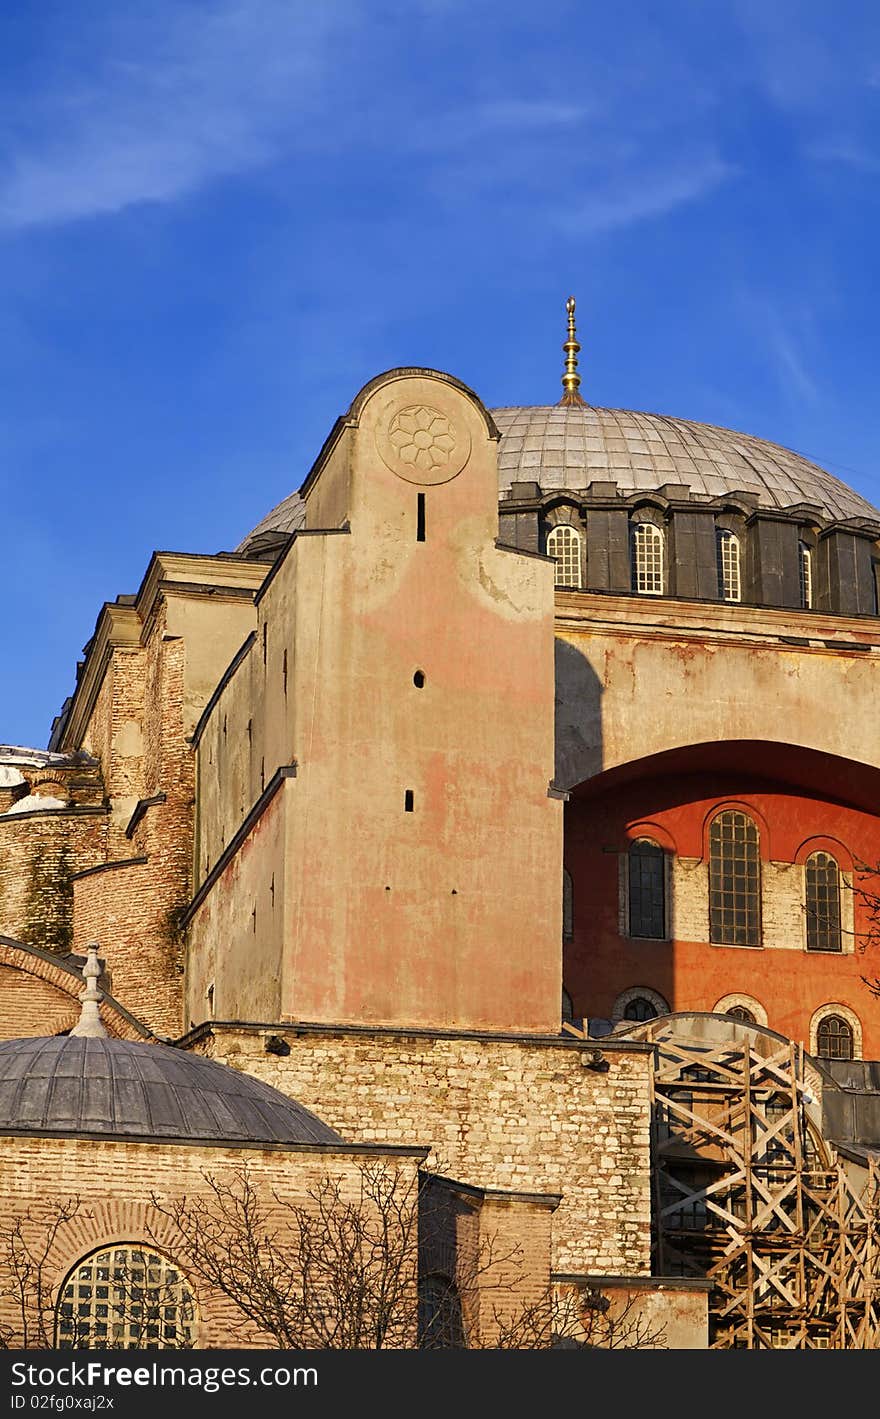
[0,811,108,952]
[0,1134,422,1350]
[200,1025,654,1276]
[0,964,79,1037]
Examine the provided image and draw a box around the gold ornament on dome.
[376,401,471,484]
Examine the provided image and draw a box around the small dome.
[234,403,879,556]
[0,1036,341,1146]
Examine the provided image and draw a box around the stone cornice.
[58,552,271,752]
[553,589,880,650]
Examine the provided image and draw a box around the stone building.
[1,301,879,1348]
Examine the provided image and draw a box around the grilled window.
[623,995,660,1022]
[816,1014,854,1061]
[56,1245,195,1349]
[631,522,664,595]
[726,1004,756,1023]
[709,811,761,947]
[717,530,741,602]
[805,852,842,952]
[546,525,582,588]
[799,542,813,609]
[628,839,665,939]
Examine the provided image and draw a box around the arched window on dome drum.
[709,811,761,947]
[726,1004,756,1024]
[628,839,665,939]
[716,530,741,602]
[546,525,582,588]
[623,995,659,1023]
[799,542,813,609]
[56,1245,196,1349]
[805,852,842,953]
[816,1014,854,1061]
[631,522,664,595]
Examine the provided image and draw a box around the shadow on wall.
[554,638,603,793]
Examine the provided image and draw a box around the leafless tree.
[152,1162,666,1351]
[0,1198,86,1348]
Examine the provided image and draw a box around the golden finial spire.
[559,295,586,406]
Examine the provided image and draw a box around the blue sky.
[1,0,878,747]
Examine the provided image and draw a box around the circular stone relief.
[376,403,471,484]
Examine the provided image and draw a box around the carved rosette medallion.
[376,403,471,484]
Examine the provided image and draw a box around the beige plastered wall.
[190,373,563,1035]
[554,594,880,787]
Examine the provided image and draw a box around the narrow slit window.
[716,530,741,602]
[417,494,426,542]
[799,542,813,609]
[631,522,664,595]
[805,852,842,952]
[546,526,582,588]
[404,789,414,812]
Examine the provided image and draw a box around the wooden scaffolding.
[569,1017,880,1348]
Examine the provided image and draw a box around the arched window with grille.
[805,852,842,952]
[709,810,761,947]
[631,522,664,595]
[628,839,666,939]
[546,525,582,588]
[816,1013,854,1061]
[726,1004,756,1023]
[624,996,660,1022]
[56,1245,196,1349]
[716,530,741,602]
[799,542,813,609]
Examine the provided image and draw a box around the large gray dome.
[491,407,879,522]
[235,403,878,557]
[0,1036,341,1146]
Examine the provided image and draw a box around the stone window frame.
[618,823,675,942]
[542,501,586,588]
[810,1002,862,1061]
[611,985,670,1024]
[794,837,855,956]
[623,838,670,941]
[629,507,666,596]
[713,993,768,1027]
[705,805,764,949]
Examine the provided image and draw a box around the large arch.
[562,742,880,1058]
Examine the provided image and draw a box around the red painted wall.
[563,761,880,1057]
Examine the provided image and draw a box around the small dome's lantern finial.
[559,295,587,407]
[70,943,108,1038]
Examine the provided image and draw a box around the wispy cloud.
[0,1,350,228]
[806,140,880,174]
[559,155,735,236]
[738,291,821,405]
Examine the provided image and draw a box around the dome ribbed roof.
[0,1036,341,1146]
[492,407,878,521]
[235,404,878,556]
